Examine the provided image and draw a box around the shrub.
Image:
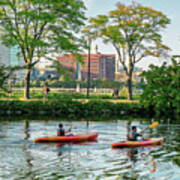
[0,100,147,119]
[140,57,180,120]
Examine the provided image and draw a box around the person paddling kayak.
[57,123,72,136]
[127,126,143,141]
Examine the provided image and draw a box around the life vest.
[57,128,65,136]
[128,133,133,138]
[127,133,134,140]
[57,130,60,136]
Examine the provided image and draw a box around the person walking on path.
[43,84,50,100]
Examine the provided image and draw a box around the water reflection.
[22,120,35,179]
[113,145,159,180]
[56,140,98,157]
[127,147,157,173]
[24,120,30,140]
[0,120,180,180]
[22,144,34,180]
[56,143,66,157]
[127,148,138,163]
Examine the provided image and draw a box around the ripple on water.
[0,120,180,180]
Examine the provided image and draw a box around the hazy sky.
[83,0,180,69]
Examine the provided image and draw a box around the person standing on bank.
[43,84,50,99]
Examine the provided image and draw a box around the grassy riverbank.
[0,89,140,100]
[1,90,178,120]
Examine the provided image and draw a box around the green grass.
[0,89,140,101]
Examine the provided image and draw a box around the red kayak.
[34,133,98,143]
[111,138,163,149]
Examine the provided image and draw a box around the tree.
[89,2,170,99]
[0,65,20,91]
[140,56,180,120]
[0,65,11,91]
[82,25,97,98]
[0,0,86,99]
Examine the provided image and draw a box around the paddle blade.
[149,122,159,129]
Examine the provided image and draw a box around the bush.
[0,100,148,119]
[140,57,180,120]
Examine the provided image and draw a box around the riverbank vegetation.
[0,98,177,120]
[140,56,180,120]
[0,100,147,119]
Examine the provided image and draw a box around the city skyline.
[84,0,180,69]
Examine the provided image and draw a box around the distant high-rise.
[57,53,116,81]
[0,42,25,80]
[0,42,10,65]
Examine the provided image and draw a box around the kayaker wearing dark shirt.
[128,126,143,141]
[57,123,72,136]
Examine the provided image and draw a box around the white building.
[0,42,25,80]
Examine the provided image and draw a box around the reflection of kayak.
[111,138,163,149]
[34,133,98,143]
[56,139,98,147]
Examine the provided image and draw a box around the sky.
[83,0,180,69]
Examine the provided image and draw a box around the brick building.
[57,54,116,81]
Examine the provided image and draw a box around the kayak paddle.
[149,122,159,129]
[141,121,159,133]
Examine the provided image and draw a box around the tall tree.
[82,25,97,98]
[0,0,86,99]
[89,2,170,99]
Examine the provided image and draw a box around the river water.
[0,120,180,180]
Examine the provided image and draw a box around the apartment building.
[0,42,25,80]
[57,53,116,81]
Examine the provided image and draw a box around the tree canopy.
[89,2,170,99]
[140,56,180,120]
[0,0,86,98]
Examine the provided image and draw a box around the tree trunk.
[127,75,133,100]
[24,68,31,99]
[86,38,91,99]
